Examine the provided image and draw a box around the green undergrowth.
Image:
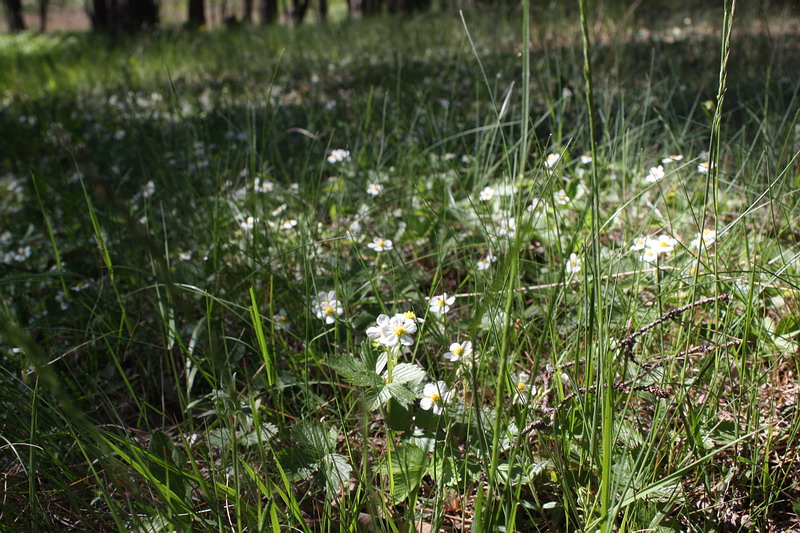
[1,3,800,531]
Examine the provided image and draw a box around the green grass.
[2,3,800,531]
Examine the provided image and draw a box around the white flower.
[327,149,351,164]
[697,161,714,174]
[477,253,496,271]
[527,198,544,213]
[271,203,287,217]
[290,182,299,191]
[255,177,274,193]
[648,234,678,254]
[641,248,659,263]
[240,216,257,232]
[645,165,666,183]
[554,189,570,205]
[497,218,516,238]
[545,153,561,169]
[280,219,298,230]
[420,381,451,415]
[429,293,455,315]
[367,237,393,252]
[314,291,343,325]
[580,155,593,165]
[366,183,383,196]
[366,313,417,347]
[346,219,362,237]
[142,180,156,198]
[630,236,649,251]
[479,186,495,202]
[444,340,473,362]
[662,154,684,164]
[565,253,581,274]
[273,308,290,330]
[691,228,717,248]
[512,372,535,404]
[178,251,192,261]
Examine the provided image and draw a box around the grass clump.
[2,3,800,531]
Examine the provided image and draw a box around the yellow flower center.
[429,393,440,403]
[324,305,335,315]
[516,382,527,392]
[452,346,464,356]
[403,311,416,320]
[393,326,406,337]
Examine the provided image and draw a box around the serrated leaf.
[326,355,383,387]
[367,385,394,410]
[320,453,352,498]
[385,382,417,408]
[387,363,427,384]
[378,444,427,503]
[275,448,317,481]
[293,420,336,456]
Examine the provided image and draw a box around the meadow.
[1,2,800,530]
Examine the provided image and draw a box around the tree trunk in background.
[39,0,48,31]
[129,0,158,29]
[188,0,206,27]
[259,0,277,24]
[90,0,110,30]
[4,0,26,31]
[318,0,326,21]
[243,0,253,21]
[289,0,308,24]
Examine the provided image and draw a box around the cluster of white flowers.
[366,312,418,347]
[429,293,455,315]
[327,149,351,164]
[254,177,274,193]
[314,291,344,324]
[690,228,717,249]
[497,218,516,238]
[631,234,679,263]
[4,245,31,263]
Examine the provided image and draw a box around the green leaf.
[366,385,394,410]
[319,453,353,498]
[378,444,428,503]
[390,363,427,384]
[386,398,413,431]
[147,430,189,501]
[774,315,800,336]
[275,448,317,481]
[293,420,336,457]
[326,355,383,387]
[385,382,417,408]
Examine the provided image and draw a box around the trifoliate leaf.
[293,420,336,457]
[384,382,417,408]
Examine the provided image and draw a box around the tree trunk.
[188,0,205,27]
[39,0,48,31]
[318,0,326,21]
[243,0,252,21]
[289,0,308,25]
[4,0,26,31]
[259,0,277,24]
[89,0,110,31]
